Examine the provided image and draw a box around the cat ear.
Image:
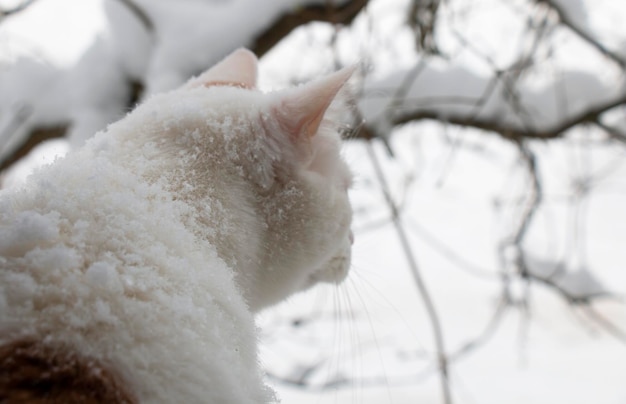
[272,66,355,139]
[186,48,258,89]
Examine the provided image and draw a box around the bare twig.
[0,105,32,147]
[505,143,608,303]
[406,217,498,280]
[253,0,369,57]
[115,0,154,32]
[389,59,429,114]
[525,269,613,304]
[450,296,509,360]
[0,0,37,19]
[389,93,626,142]
[581,305,626,345]
[538,0,626,69]
[512,142,541,245]
[366,141,453,404]
[594,120,626,144]
[266,361,441,391]
[408,0,442,54]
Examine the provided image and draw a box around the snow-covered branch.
[0,0,370,175]
[358,64,626,142]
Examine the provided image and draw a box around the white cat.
[0,49,353,403]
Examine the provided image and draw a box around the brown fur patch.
[0,339,136,403]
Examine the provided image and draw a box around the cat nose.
[349,230,354,245]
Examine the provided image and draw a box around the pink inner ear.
[273,66,355,139]
[186,48,258,89]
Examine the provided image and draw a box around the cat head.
[174,49,355,311]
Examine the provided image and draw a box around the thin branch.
[0,104,32,148]
[369,58,429,154]
[538,0,626,69]
[406,217,498,280]
[252,0,369,57]
[115,0,154,32]
[512,142,542,245]
[0,0,37,19]
[508,143,618,304]
[594,120,626,144]
[581,305,626,345]
[408,0,442,54]
[266,361,440,391]
[505,5,551,78]
[389,59,429,113]
[523,268,615,304]
[366,141,453,404]
[450,296,509,361]
[389,93,626,142]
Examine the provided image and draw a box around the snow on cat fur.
[0,49,354,403]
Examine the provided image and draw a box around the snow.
[105,0,351,95]
[1,139,68,188]
[85,261,118,289]
[0,209,60,256]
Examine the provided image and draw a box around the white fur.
[0,59,352,402]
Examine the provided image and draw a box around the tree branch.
[387,93,626,142]
[252,0,369,57]
[366,141,453,404]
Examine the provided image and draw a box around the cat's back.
[0,134,270,403]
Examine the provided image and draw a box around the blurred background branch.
[0,0,37,19]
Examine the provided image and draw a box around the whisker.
[343,274,395,403]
